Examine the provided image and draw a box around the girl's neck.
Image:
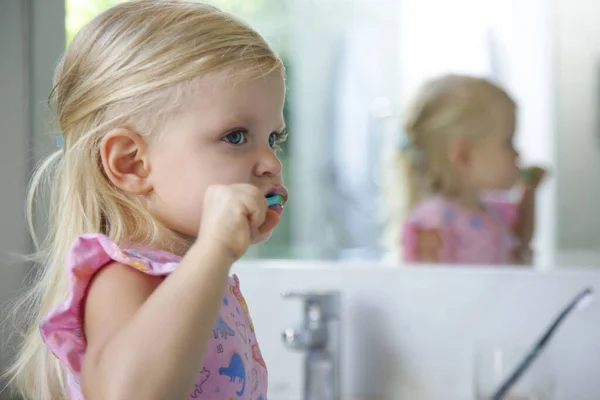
[447,188,484,212]
[149,230,194,257]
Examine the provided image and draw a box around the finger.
[258,209,280,234]
[242,190,267,231]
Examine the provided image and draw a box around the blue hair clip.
[397,131,425,163]
[55,134,64,148]
[397,132,410,150]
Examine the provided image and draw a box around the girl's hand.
[198,184,279,260]
[520,166,547,190]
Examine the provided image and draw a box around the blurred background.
[2,0,600,397]
[15,0,558,263]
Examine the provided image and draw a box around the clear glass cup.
[473,344,556,400]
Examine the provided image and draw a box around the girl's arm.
[81,183,271,400]
[411,228,442,262]
[401,199,450,264]
[513,185,535,260]
[82,242,233,400]
[512,167,546,264]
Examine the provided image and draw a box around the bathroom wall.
[0,1,32,397]
[554,0,600,264]
[287,0,401,260]
[0,0,64,397]
[29,0,66,238]
[233,262,600,399]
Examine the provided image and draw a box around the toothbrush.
[266,193,285,207]
[491,287,594,400]
[521,166,546,187]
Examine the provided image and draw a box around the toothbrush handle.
[490,347,541,400]
[491,287,593,400]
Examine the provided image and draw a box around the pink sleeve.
[401,197,453,263]
[38,233,178,377]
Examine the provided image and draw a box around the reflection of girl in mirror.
[395,74,545,265]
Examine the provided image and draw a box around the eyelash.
[271,128,288,150]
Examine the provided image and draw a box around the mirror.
[48,0,598,267]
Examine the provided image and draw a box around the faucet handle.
[281,290,340,320]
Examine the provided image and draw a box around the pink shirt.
[39,233,268,400]
[402,195,519,264]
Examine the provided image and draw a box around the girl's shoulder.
[405,195,456,228]
[39,233,182,377]
[65,233,182,276]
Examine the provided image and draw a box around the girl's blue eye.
[269,133,276,148]
[223,130,247,145]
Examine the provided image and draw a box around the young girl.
[7,1,287,399]
[395,74,545,265]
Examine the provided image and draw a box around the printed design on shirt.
[73,326,84,339]
[236,321,248,342]
[229,281,254,332]
[251,341,266,369]
[257,396,265,400]
[189,368,210,398]
[223,296,229,305]
[443,207,455,223]
[117,250,150,271]
[250,368,259,395]
[213,316,235,340]
[61,370,78,387]
[219,352,246,396]
[468,215,484,229]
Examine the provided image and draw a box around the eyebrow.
[221,113,286,130]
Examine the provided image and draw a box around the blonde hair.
[384,74,515,253]
[6,1,283,399]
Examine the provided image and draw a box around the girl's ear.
[448,137,472,170]
[100,128,153,195]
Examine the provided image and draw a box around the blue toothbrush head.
[266,193,285,207]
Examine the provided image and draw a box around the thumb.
[258,209,280,234]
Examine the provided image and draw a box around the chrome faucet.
[281,291,341,400]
